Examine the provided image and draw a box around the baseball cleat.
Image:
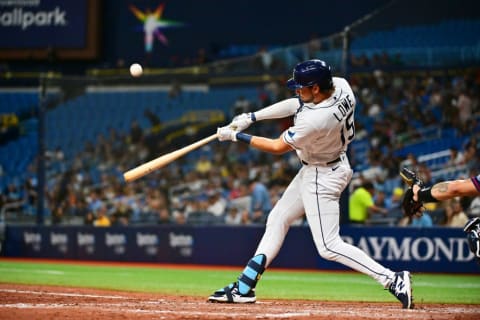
[389,271,414,309]
[207,281,256,303]
[400,168,424,188]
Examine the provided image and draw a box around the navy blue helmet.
[287,59,333,90]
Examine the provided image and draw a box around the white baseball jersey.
[254,76,396,289]
[283,77,355,164]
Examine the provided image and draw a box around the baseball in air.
[129,63,143,77]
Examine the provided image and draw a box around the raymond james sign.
[321,226,478,273]
[342,236,473,262]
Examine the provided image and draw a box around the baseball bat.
[123,133,218,182]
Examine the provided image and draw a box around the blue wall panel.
[4,225,478,273]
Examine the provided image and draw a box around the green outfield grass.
[0,260,479,304]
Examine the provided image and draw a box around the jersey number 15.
[340,111,355,146]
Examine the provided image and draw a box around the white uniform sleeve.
[254,98,299,121]
[282,117,317,149]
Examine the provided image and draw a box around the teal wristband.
[236,132,252,144]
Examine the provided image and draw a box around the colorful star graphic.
[129,3,183,53]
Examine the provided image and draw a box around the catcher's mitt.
[400,167,425,217]
[401,187,424,217]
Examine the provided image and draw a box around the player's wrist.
[417,186,439,203]
[236,132,252,144]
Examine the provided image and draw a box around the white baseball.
[129,63,143,77]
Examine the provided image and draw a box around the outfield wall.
[3,225,478,273]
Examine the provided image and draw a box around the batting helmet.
[287,59,333,90]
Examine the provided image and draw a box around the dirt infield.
[0,283,479,320]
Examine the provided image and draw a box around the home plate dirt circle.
[0,284,478,320]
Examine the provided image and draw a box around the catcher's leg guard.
[237,254,266,295]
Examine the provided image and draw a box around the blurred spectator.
[455,89,472,125]
[228,179,251,216]
[206,189,227,217]
[349,181,388,224]
[231,95,252,118]
[84,211,95,225]
[111,203,130,226]
[0,113,20,144]
[463,138,479,172]
[195,154,213,175]
[467,196,480,217]
[3,183,23,207]
[254,46,277,71]
[93,205,111,227]
[398,212,433,228]
[173,212,187,225]
[417,163,433,187]
[24,177,37,214]
[257,86,272,108]
[446,147,465,167]
[75,198,89,218]
[157,208,171,224]
[224,205,243,225]
[369,186,400,226]
[349,53,369,68]
[86,189,103,213]
[444,197,469,228]
[403,153,421,174]
[45,146,65,162]
[373,188,388,208]
[52,203,65,225]
[386,187,404,212]
[146,188,168,212]
[248,177,272,224]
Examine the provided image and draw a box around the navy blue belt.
[301,157,341,166]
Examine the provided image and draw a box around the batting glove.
[217,126,238,142]
[229,112,255,131]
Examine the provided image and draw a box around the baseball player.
[400,168,480,262]
[208,59,413,309]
